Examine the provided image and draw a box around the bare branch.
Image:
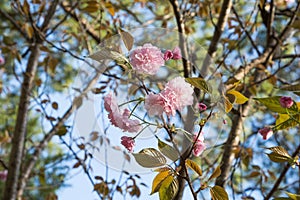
[0,9,30,41]
[200,0,233,77]
[60,2,101,44]
[17,70,102,198]
[169,0,191,78]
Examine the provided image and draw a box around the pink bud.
[223,119,227,125]
[121,136,135,152]
[198,103,207,111]
[258,127,273,140]
[0,54,5,65]
[279,96,293,108]
[172,47,182,60]
[0,170,7,181]
[192,132,206,156]
[163,50,173,61]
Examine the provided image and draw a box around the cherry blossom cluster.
[145,76,194,117]
[104,43,206,156]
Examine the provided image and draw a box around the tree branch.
[0,9,30,41]
[3,1,59,199]
[215,103,250,187]
[3,44,40,200]
[169,0,191,78]
[200,0,233,77]
[60,2,101,44]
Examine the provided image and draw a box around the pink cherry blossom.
[192,132,206,156]
[121,136,135,152]
[145,76,194,117]
[0,170,7,181]
[104,93,141,133]
[172,46,182,60]
[162,77,194,114]
[258,127,273,140]
[129,43,164,75]
[279,96,294,108]
[163,50,173,61]
[198,103,207,111]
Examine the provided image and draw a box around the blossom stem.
[118,97,144,107]
[132,124,150,139]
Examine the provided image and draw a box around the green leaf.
[276,114,290,126]
[267,146,293,163]
[133,148,167,168]
[151,170,170,194]
[227,90,248,104]
[208,165,221,181]
[185,159,202,176]
[158,175,179,200]
[274,114,300,130]
[89,47,132,69]
[158,139,179,162]
[210,185,229,200]
[185,77,211,93]
[119,29,134,51]
[254,96,298,114]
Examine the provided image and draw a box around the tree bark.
[215,104,250,187]
[3,44,40,200]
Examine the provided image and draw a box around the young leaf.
[254,96,298,114]
[224,94,234,113]
[227,90,248,104]
[89,47,133,70]
[119,29,134,51]
[151,170,170,194]
[210,185,229,200]
[133,148,167,168]
[158,175,179,200]
[276,114,290,126]
[274,114,300,130]
[286,191,300,200]
[186,159,202,176]
[185,77,211,93]
[208,165,221,181]
[158,139,179,162]
[267,146,293,163]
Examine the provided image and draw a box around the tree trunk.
[3,45,40,200]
